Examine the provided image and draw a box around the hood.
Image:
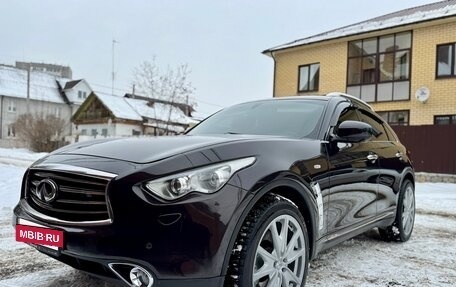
[52,135,260,164]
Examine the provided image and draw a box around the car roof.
[241,93,373,111]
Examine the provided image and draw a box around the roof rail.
[326,92,373,111]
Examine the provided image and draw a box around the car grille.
[26,169,112,222]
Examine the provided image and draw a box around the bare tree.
[133,59,195,135]
[14,113,66,152]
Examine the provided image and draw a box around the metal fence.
[392,125,456,174]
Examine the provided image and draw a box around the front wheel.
[227,194,309,287]
[379,180,415,242]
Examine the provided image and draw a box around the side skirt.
[315,211,395,254]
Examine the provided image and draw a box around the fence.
[392,125,456,174]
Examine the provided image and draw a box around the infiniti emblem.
[35,179,58,203]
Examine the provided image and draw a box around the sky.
[0,0,439,116]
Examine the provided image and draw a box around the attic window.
[78,91,87,99]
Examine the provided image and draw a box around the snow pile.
[0,148,47,167]
[0,148,47,162]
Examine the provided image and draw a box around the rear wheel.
[379,180,415,242]
[226,194,309,287]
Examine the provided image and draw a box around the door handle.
[367,154,378,161]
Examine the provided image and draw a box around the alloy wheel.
[401,185,415,236]
[253,214,306,287]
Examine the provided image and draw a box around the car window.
[357,109,389,141]
[384,123,399,142]
[336,107,360,125]
[188,100,326,139]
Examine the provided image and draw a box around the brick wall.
[271,19,456,125]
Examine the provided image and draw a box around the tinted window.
[188,100,326,139]
[358,109,388,141]
[336,107,360,125]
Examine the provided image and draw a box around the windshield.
[188,99,326,138]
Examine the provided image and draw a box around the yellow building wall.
[273,42,347,97]
[272,20,456,125]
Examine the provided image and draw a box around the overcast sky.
[0,0,438,116]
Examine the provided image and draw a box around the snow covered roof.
[95,92,143,121]
[89,92,197,125]
[0,65,67,104]
[264,0,456,53]
[125,97,197,125]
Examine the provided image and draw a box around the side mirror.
[333,120,375,143]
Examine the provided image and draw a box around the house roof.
[86,92,197,125]
[95,92,143,121]
[124,97,197,125]
[0,65,68,104]
[264,0,456,53]
[124,93,195,114]
[62,79,82,90]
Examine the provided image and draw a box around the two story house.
[0,64,92,147]
[263,0,456,126]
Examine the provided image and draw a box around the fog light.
[130,267,153,287]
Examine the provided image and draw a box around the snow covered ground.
[0,149,455,286]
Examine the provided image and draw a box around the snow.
[266,1,456,52]
[125,97,196,125]
[0,148,47,167]
[0,148,455,286]
[0,66,69,104]
[95,92,143,121]
[93,92,196,126]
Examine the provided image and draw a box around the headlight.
[144,157,256,200]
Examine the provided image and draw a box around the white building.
[0,65,91,147]
[72,92,197,141]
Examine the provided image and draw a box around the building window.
[434,115,456,125]
[347,31,412,103]
[8,101,16,112]
[78,91,87,99]
[377,110,409,126]
[91,129,98,136]
[101,128,108,137]
[7,124,16,137]
[80,129,87,135]
[55,107,61,118]
[436,43,456,78]
[298,63,320,92]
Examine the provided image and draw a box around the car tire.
[379,180,415,242]
[226,194,309,287]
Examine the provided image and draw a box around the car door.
[325,104,379,235]
[358,109,410,217]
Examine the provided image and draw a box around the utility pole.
[132,84,136,98]
[26,63,31,114]
[112,39,119,96]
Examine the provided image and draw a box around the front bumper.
[13,181,249,287]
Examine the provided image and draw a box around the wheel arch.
[221,178,318,282]
[400,167,415,190]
